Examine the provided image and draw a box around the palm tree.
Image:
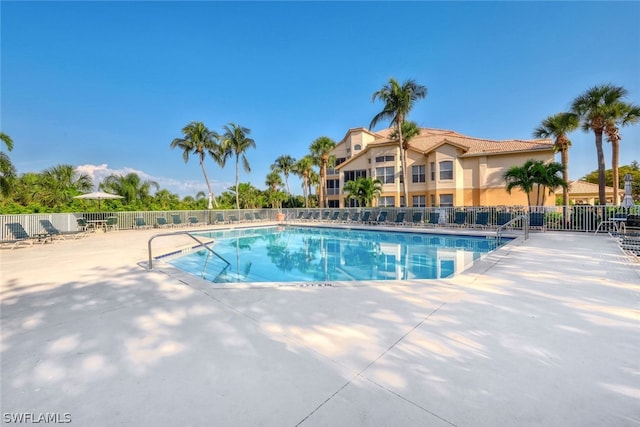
[170,121,222,208]
[370,78,427,206]
[0,132,13,151]
[265,170,284,209]
[100,173,159,205]
[0,132,15,198]
[504,160,567,206]
[533,112,579,206]
[293,155,314,208]
[271,155,296,196]
[38,164,93,208]
[220,123,256,210]
[309,136,336,208]
[343,177,383,207]
[604,102,640,204]
[572,84,631,204]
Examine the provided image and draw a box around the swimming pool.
[165,225,508,284]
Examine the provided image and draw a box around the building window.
[375,155,394,163]
[430,162,435,181]
[430,194,436,206]
[328,200,339,208]
[375,167,394,184]
[344,169,367,183]
[400,196,405,207]
[440,194,454,207]
[412,195,426,207]
[378,196,395,207]
[327,179,340,195]
[347,198,359,207]
[354,144,362,151]
[439,161,453,180]
[336,157,346,166]
[412,165,426,183]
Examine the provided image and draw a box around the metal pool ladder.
[496,214,529,242]
[147,229,230,270]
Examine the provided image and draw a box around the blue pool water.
[166,226,506,283]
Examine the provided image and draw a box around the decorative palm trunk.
[594,130,606,205]
[320,155,327,208]
[396,117,408,207]
[200,159,218,208]
[302,174,309,208]
[561,149,569,207]
[611,141,620,205]
[235,156,240,210]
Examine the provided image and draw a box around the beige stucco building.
[564,180,623,205]
[326,127,555,208]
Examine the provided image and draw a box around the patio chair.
[244,212,255,222]
[371,211,388,225]
[229,215,239,223]
[215,213,227,224]
[339,211,350,222]
[303,211,314,221]
[529,212,545,231]
[135,217,150,229]
[426,212,440,227]
[320,211,331,222]
[361,211,372,224]
[348,211,360,223]
[311,211,321,221]
[410,212,423,226]
[188,216,201,226]
[1,223,44,249]
[253,212,264,222]
[472,212,489,228]
[452,211,467,227]
[156,217,170,228]
[496,212,513,228]
[295,211,306,221]
[392,212,406,226]
[329,211,340,222]
[105,216,118,231]
[171,214,183,227]
[39,219,85,240]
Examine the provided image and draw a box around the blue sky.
[2,1,639,197]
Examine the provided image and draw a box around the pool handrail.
[497,214,529,241]
[147,229,230,270]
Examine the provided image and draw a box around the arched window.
[354,144,362,150]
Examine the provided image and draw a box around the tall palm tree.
[100,172,159,205]
[271,155,296,196]
[309,136,336,208]
[294,155,314,208]
[170,121,222,208]
[604,102,640,204]
[571,84,631,204]
[220,123,256,210]
[370,78,427,206]
[533,112,579,206]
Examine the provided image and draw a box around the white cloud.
[75,164,231,198]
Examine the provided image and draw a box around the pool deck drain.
[1,225,639,426]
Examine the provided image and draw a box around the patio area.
[1,227,639,426]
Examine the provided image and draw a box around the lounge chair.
[371,211,388,225]
[472,212,489,228]
[320,211,331,222]
[105,216,119,231]
[348,211,360,223]
[452,211,467,227]
[496,212,512,228]
[410,212,423,226]
[171,214,183,227]
[156,217,170,228]
[39,219,85,240]
[135,217,150,229]
[253,212,264,222]
[339,211,350,222]
[295,211,306,221]
[329,211,340,222]
[311,211,321,221]
[1,223,45,249]
[215,213,227,224]
[229,215,239,223]
[361,211,372,224]
[187,216,201,226]
[391,212,406,226]
[529,212,545,230]
[426,212,440,227]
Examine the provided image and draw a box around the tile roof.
[362,127,553,156]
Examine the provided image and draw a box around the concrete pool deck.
[1,224,639,426]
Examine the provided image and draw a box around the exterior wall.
[332,132,557,208]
